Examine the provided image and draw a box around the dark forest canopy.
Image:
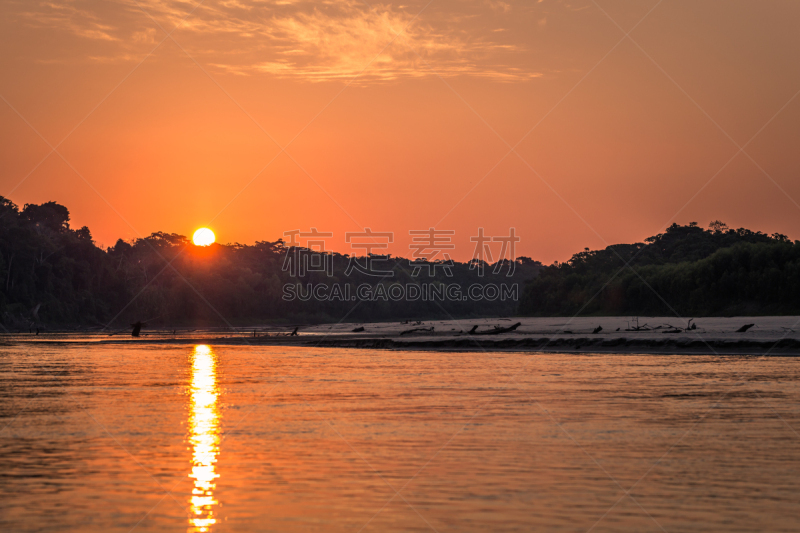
[519,221,800,317]
[0,197,541,329]
[4,197,799,329]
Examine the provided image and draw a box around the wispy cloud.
[208,4,541,82]
[19,1,120,41]
[12,0,545,82]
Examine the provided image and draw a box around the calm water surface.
[1,344,799,532]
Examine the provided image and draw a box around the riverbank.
[4,316,800,355]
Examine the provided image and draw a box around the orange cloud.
[15,0,543,82]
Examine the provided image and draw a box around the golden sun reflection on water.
[189,345,220,532]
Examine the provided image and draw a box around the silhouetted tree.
[519,222,800,316]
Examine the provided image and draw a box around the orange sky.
[1,0,799,263]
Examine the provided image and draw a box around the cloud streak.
[19,1,120,41]
[13,0,544,82]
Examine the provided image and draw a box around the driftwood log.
[471,322,522,335]
[400,327,434,336]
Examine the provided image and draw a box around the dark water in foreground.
[1,344,799,532]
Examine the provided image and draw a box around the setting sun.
[193,228,215,247]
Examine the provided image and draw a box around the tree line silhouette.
[519,221,800,316]
[3,197,798,329]
[0,197,541,329]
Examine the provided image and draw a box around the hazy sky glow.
[2,0,799,262]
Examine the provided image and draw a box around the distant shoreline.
[3,336,799,356]
[4,314,800,356]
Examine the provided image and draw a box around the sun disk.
[193,228,215,247]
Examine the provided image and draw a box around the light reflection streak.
[188,345,220,532]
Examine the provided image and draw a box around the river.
[1,343,799,532]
